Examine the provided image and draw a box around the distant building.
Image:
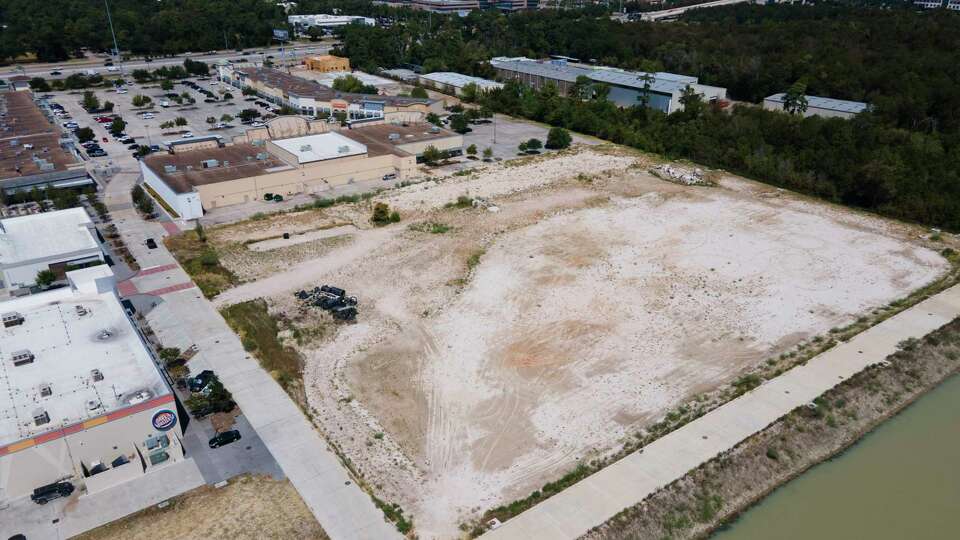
[410,0,538,11]
[380,68,419,83]
[914,0,960,7]
[0,91,93,196]
[0,207,104,294]
[288,14,375,36]
[218,66,443,123]
[763,93,869,120]
[491,58,727,114]
[417,72,503,97]
[140,119,462,217]
[0,265,186,503]
[305,55,351,73]
[948,0,960,9]
[8,75,31,92]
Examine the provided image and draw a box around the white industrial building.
[763,93,870,120]
[490,57,727,114]
[288,14,375,35]
[417,72,504,97]
[0,208,104,294]
[0,266,185,503]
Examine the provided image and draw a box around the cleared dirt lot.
[207,146,947,537]
[76,475,327,540]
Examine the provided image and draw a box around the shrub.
[371,202,395,226]
[546,127,572,149]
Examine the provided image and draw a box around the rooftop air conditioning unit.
[33,409,50,426]
[75,305,89,317]
[163,165,177,174]
[299,144,312,153]
[2,311,24,327]
[39,162,55,171]
[387,133,400,141]
[87,399,101,411]
[11,349,35,367]
[256,152,269,160]
[39,383,52,397]
[337,145,351,153]
[90,369,104,382]
[222,160,230,167]
[201,159,220,168]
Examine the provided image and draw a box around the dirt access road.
[205,147,948,537]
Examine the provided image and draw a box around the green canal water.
[713,374,960,540]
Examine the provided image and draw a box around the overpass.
[638,0,754,22]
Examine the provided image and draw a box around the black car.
[87,149,107,157]
[31,481,74,505]
[209,430,241,448]
[188,369,216,392]
[145,238,158,249]
[127,143,139,150]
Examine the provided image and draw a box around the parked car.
[87,149,107,157]
[30,481,74,505]
[50,70,62,75]
[208,430,241,449]
[115,87,127,93]
[149,144,161,152]
[181,132,194,138]
[127,143,139,150]
[188,370,215,392]
[108,66,121,73]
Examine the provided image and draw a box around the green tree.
[131,94,151,107]
[102,100,114,112]
[220,114,234,123]
[410,86,429,99]
[518,141,528,154]
[526,138,543,152]
[546,127,572,149]
[81,91,100,111]
[29,77,50,92]
[460,83,479,103]
[449,114,469,134]
[75,127,95,143]
[174,116,188,126]
[239,108,260,122]
[160,79,173,91]
[332,74,377,94]
[421,145,443,166]
[783,80,809,115]
[35,269,57,288]
[426,112,441,126]
[206,116,216,125]
[466,144,477,156]
[371,202,393,226]
[678,85,704,117]
[482,147,493,160]
[109,117,126,136]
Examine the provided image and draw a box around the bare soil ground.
[205,146,948,538]
[75,475,327,540]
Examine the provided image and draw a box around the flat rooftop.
[766,93,870,114]
[236,67,435,107]
[143,143,292,194]
[0,207,99,266]
[0,266,169,447]
[272,132,367,164]
[339,122,460,157]
[0,91,77,180]
[420,72,503,90]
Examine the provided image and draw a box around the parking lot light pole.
[104,0,124,75]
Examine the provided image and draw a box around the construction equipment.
[294,285,359,321]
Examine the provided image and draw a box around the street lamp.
[103,0,124,75]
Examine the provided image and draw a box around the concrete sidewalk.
[483,285,960,540]
[147,289,400,540]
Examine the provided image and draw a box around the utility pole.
[103,0,124,75]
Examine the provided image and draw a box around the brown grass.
[75,475,327,540]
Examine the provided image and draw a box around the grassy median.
[165,229,238,298]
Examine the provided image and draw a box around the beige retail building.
[140,118,462,219]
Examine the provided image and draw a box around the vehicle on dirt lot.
[208,430,241,448]
[30,481,74,505]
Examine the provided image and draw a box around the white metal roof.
[0,208,99,266]
[271,132,367,164]
[420,72,503,91]
[766,93,870,114]
[0,267,169,446]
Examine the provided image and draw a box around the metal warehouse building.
[763,93,870,120]
[0,266,185,504]
[490,58,728,114]
[417,72,503,97]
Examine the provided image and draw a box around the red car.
[102,137,108,142]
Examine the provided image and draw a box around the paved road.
[633,0,752,21]
[1,43,336,80]
[483,284,960,540]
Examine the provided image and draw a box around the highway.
[0,42,337,80]
[612,0,753,22]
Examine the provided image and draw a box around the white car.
[141,113,155,119]
[209,80,219,86]
[106,66,120,73]
[181,132,194,138]
[160,101,170,108]
[115,88,128,94]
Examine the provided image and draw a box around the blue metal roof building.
[763,93,870,119]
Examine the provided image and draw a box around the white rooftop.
[0,208,98,266]
[0,266,168,446]
[272,132,367,164]
[420,71,504,91]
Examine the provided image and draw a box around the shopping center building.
[0,266,185,503]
